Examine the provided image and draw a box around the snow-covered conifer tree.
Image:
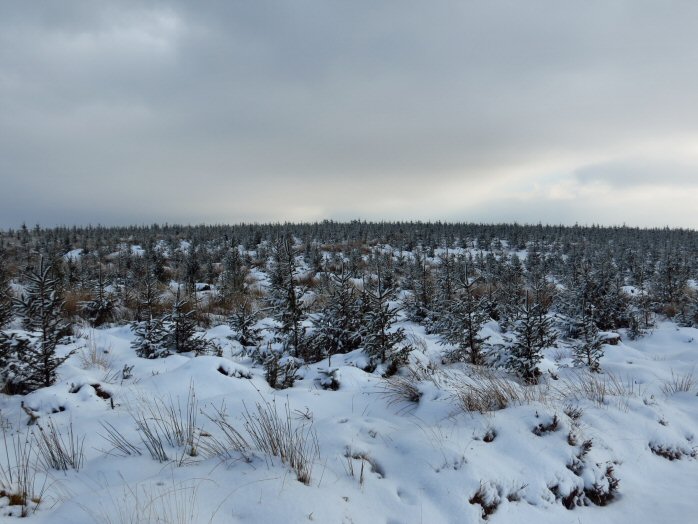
[0,251,12,329]
[219,247,247,303]
[361,267,411,375]
[131,316,168,359]
[134,262,160,321]
[267,236,308,358]
[651,250,690,309]
[438,258,490,365]
[572,314,604,372]
[494,253,525,330]
[0,332,32,394]
[79,267,115,327]
[13,257,72,392]
[228,300,262,348]
[404,250,433,324]
[310,266,362,365]
[162,289,201,353]
[507,293,555,384]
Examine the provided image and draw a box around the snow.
[1,322,697,522]
[622,285,641,296]
[63,249,84,261]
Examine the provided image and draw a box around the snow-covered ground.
[1,321,697,523]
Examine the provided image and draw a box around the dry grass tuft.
[660,369,695,396]
[242,399,319,485]
[130,383,200,465]
[199,403,251,462]
[469,482,500,519]
[63,290,93,319]
[76,330,114,371]
[33,418,85,471]
[343,447,384,486]
[201,398,319,485]
[555,370,642,409]
[380,375,422,411]
[452,367,549,413]
[0,427,46,517]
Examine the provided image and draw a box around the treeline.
[0,221,696,393]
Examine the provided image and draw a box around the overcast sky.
[1,1,698,229]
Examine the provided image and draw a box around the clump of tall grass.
[34,418,85,471]
[660,369,695,396]
[555,370,642,410]
[242,399,319,485]
[0,427,47,517]
[453,367,549,413]
[202,398,319,485]
[131,383,200,465]
[76,330,114,371]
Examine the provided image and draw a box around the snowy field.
[1,319,696,523]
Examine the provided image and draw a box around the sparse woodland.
[1,222,695,388]
[0,221,696,521]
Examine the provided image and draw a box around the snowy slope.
[0,322,697,523]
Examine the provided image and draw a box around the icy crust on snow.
[0,322,697,523]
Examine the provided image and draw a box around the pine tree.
[560,252,628,331]
[303,241,324,274]
[494,253,525,330]
[0,332,32,394]
[478,252,502,321]
[572,315,604,372]
[219,248,247,304]
[146,244,167,283]
[361,268,411,375]
[593,269,629,331]
[675,290,698,327]
[404,250,433,324]
[135,262,161,321]
[228,300,262,348]
[438,259,489,365]
[507,294,555,384]
[347,248,363,276]
[13,257,72,392]
[683,292,698,327]
[310,266,362,365]
[651,250,690,310]
[626,313,646,341]
[529,278,557,350]
[427,251,456,334]
[129,260,167,359]
[0,251,12,329]
[182,242,201,296]
[162,289,201,354]
[263,349,299,390]
[131,316,169,359]
[267,237,308,358]
[79,267,115,327]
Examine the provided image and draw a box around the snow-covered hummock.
[0,322,697,523]
[62,249,84,261]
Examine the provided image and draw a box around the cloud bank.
[1,1,697,228]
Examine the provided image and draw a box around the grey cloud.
[2,1,698,227]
